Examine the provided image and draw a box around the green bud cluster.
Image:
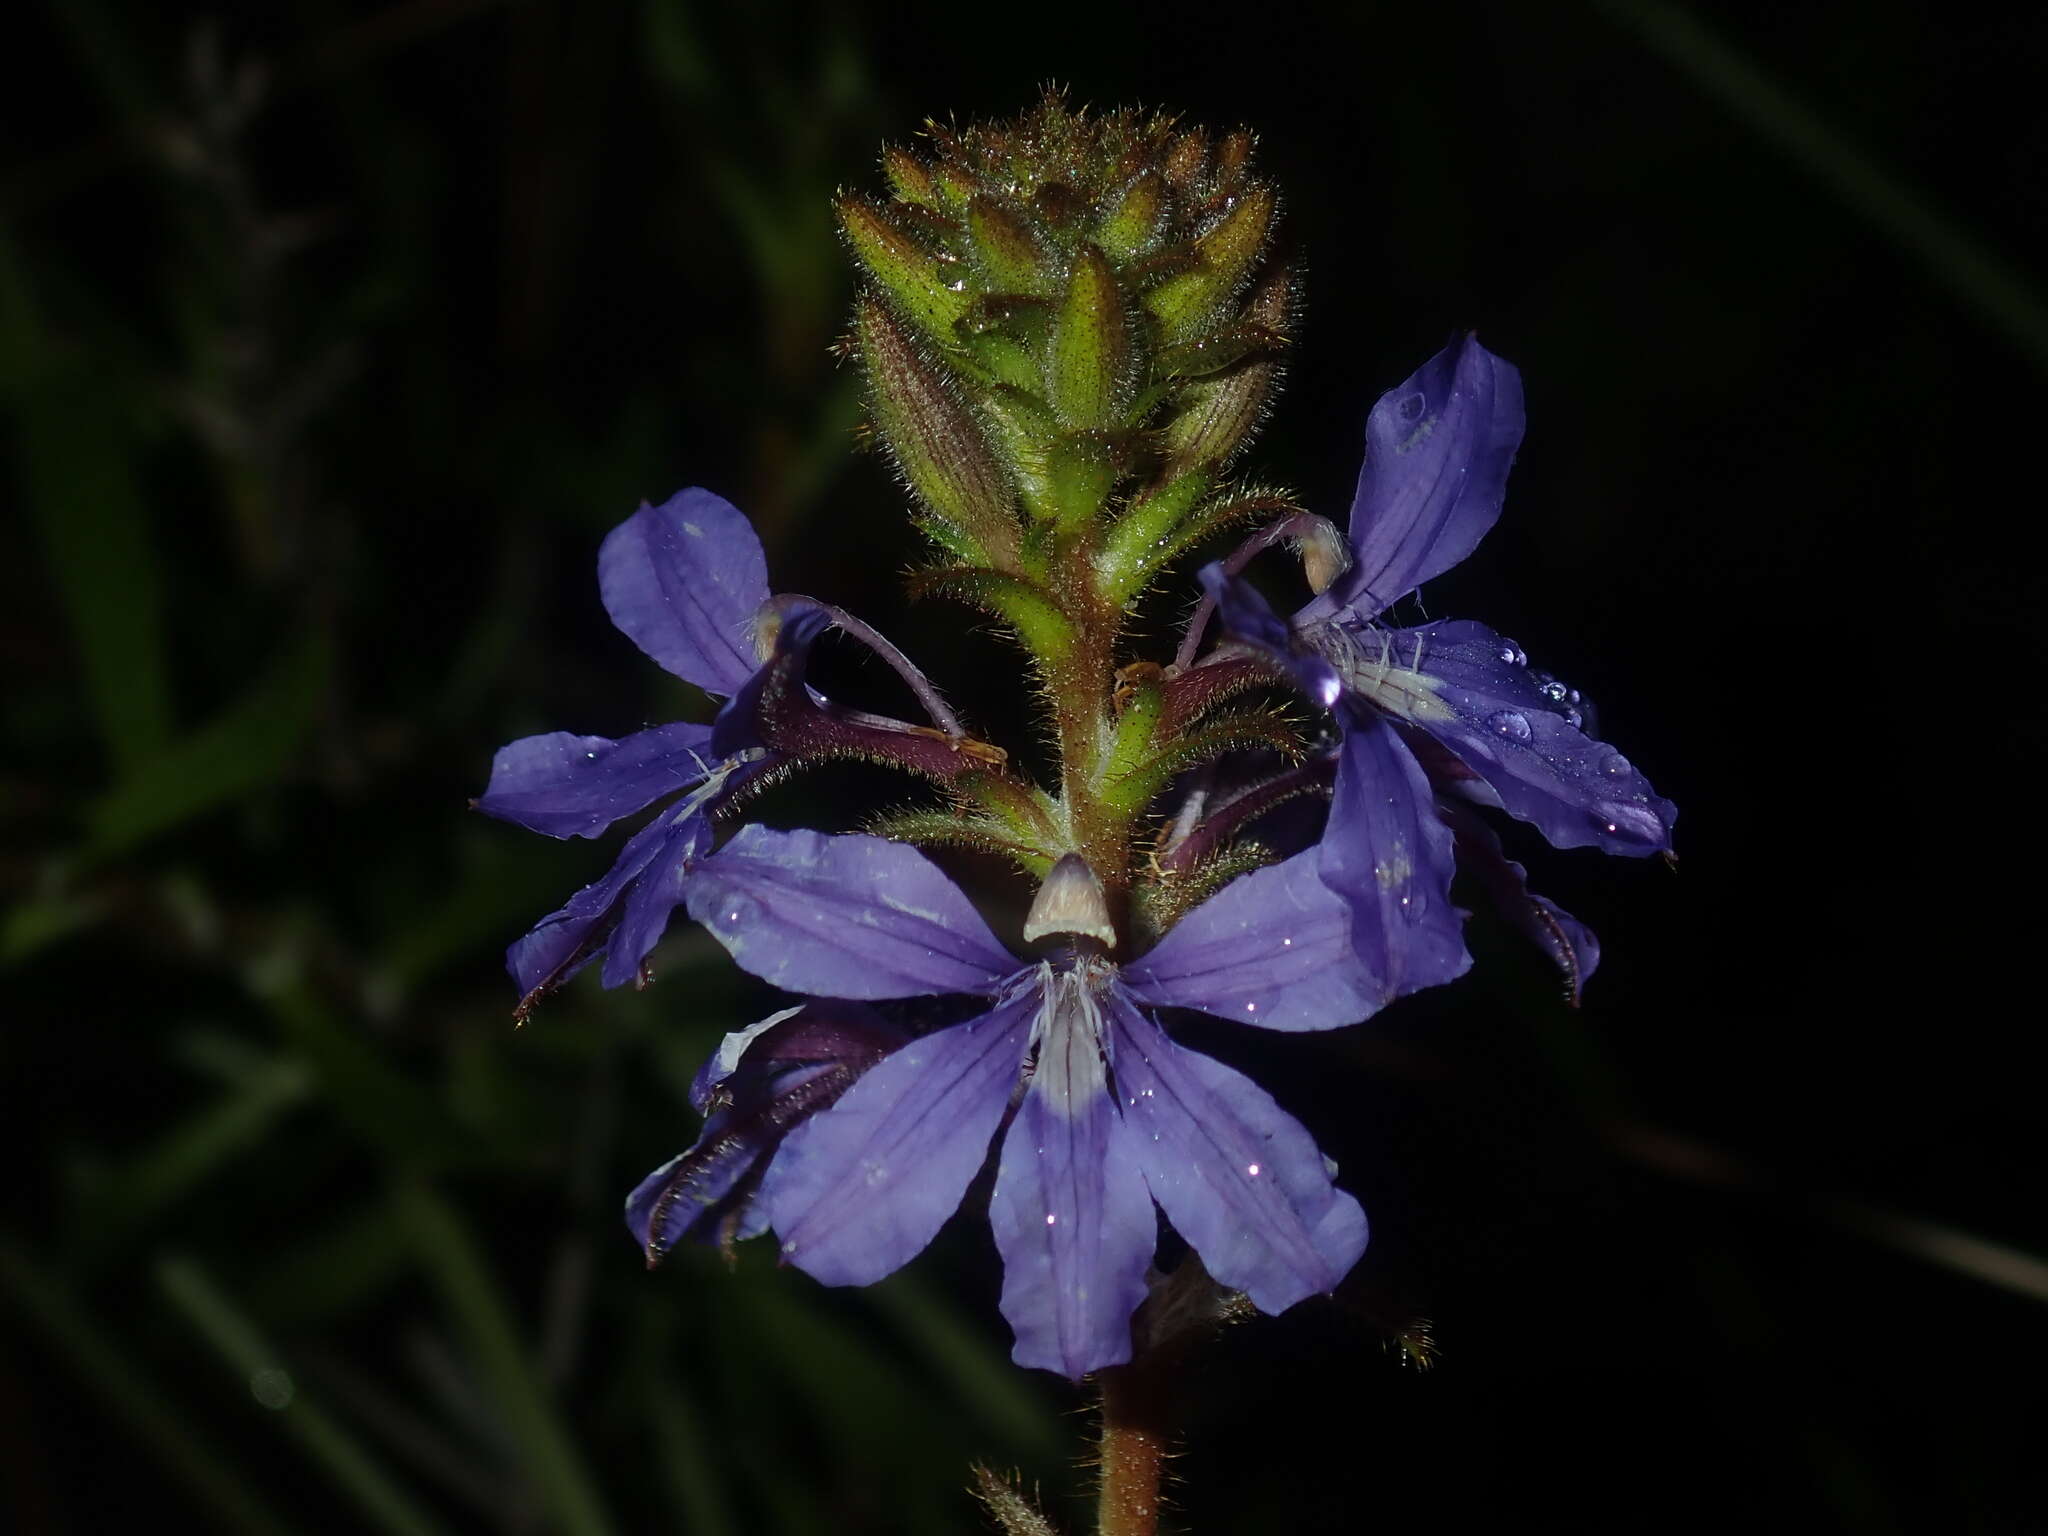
[840,94,1294,609]
[839,94,1305,911]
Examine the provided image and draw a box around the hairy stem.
[1094,1361,1173,1536]
[1031,517,1139,900]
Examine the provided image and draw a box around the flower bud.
[1213,130,1255,192]
[1098,170,1165,261]
[1048,245,1129,430]
[965,195,1047,295]
[1163,126,1208,192]
[1142,182,1277,343]
[882,145,936,207]
[855,297,1017,564]
[837,195,969,342]
[1158,264,1292,478]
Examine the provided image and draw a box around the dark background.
[4,2,2043,1532]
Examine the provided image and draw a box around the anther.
[1022,854,1117,950]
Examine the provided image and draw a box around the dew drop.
[1486,709,1532,742]
[1281,936,1293,948]
[720,895,761,930]
[1245,1001,1258,1014]
[1246,1163,1261,1178]
[864,1164,888,1187]
[1396,391,1426,423]
[1600,747,1633,778]
[1564,706,1584,729]
[1045,1213,1058,1226]
[1538,679,1569,705]
[1498,638,1526,666]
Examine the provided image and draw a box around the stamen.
[1154,762,1217,864]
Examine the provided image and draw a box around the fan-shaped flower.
[476,489,978,1016]
[1201,335,1675,1000]
[664,826,1382,1380]
[475,488,778,1014]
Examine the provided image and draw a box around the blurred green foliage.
[2,5,1062,1531]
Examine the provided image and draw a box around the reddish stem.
[1095,1362,1173,1536]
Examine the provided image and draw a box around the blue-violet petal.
[686,827,1016,1000]
[599,488,771,697]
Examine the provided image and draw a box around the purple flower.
[476,488,774,1014]
[1202,335,1675,1001]
[480,489,999,1018]
[482,474,1023,1025]
[671,826,1378,1380]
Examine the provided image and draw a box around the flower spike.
[480,100,1676,1396]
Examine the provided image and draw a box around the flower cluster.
[477,99,1673,1381]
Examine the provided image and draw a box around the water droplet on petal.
[1045,1213,1058,1226]
[1397,391,1426,423]
[1246,1163,1261,1178]
[1498,639,1526,666]
[1563,706,1584,729]
[719,894,761,930]
[1600,747,1633,778]
[1486,709,1532,742]
[1539,679,1569,705]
